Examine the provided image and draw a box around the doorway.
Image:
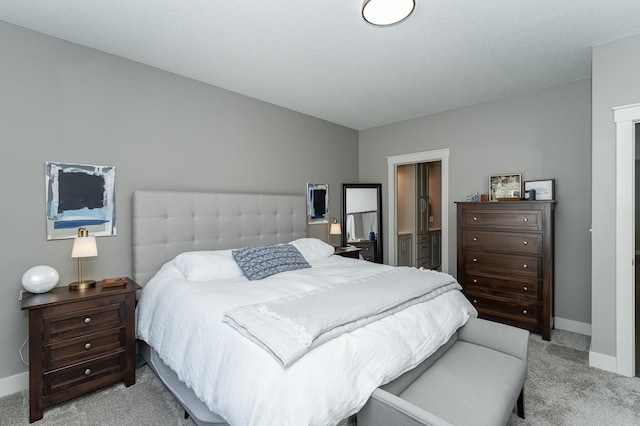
[387,149,450,271]
[396,162,442,269]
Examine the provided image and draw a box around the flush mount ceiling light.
[362,0,415,26]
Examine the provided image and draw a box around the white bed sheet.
[136,255,476,426]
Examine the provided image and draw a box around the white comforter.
[136,256,476,426]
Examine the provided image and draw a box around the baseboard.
[0,371,27,398]
[589,349,617,374]
[554,317,592,336]
[551,316,618,374]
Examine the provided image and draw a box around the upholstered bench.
[358,317,529,426]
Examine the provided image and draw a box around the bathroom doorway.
[396,161,442,270]
[387,149,450,271]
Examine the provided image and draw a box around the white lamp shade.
[362,0,415,26]
[22,265,59,293]
[330,222,342,235]
[71,235,98,258]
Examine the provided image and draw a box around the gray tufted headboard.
[132,190,307,285]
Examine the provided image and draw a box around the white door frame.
[613,103,637,377]
[387,149,450,271]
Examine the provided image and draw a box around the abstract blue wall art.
[45,162,116,240]
[307,183,329,223]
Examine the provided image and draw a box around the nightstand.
[350,240,378,262]
[21,278,140,423]
[334,246,362,259]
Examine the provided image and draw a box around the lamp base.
[68,280,96,291]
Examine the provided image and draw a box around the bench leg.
[517,387,525,419]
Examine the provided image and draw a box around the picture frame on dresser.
[524,179,555,201]
[488,173,522,201]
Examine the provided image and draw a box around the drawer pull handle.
[473,237,478,241]
[472,299,478,304]
[523,286,528,291]
[84,343,92,350]
[473,279,478,283]
[523,241,528,245]
[523,310,528,315]
[472,258,478,262]
[523,264,528,268]
[473,216,477,221]
[84,368,91,376]
[523,218,528,222]
[84,317,91,324]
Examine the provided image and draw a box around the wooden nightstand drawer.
[44,328,126,370]
[43,352,126,398]
[462,230,542,255]
[43,302,125,342]
[355,244,372,255]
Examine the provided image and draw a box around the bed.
[133,190,476,426]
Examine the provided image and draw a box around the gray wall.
[359,79,592,326]
[592,33,640,357]
[0,21,358,382]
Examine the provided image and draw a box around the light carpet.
[2,330,640,425]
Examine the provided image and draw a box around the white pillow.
[174,249,245,281]
[290,238,335,262]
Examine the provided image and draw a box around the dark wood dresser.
[21,279,139,422]
[456,201,555,340]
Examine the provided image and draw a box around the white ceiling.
[2,0,640,130]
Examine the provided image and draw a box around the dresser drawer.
[43,302,125,343]
[466,294,540,327]
[44,328,126,370]
[43,352,126,398]
[463,230,542,255]
[416,240,430,259]
[415,233,430,244]
[462,274,540,301]
[462,209,542,231]
[463,251,541,278]
[415,257,431,269]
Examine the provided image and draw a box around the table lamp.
[69,228,98,290]
[329,218,342,248]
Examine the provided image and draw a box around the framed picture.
[489,173,522,202]
[45,162,117,240]
[307,183,329,223]
[524,179,555,201]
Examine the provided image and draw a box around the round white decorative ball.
[22,265,60,293]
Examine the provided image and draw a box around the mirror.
[342,183,383,263]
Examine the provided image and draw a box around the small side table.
[334,246,362,259]
[21,278,140,422]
